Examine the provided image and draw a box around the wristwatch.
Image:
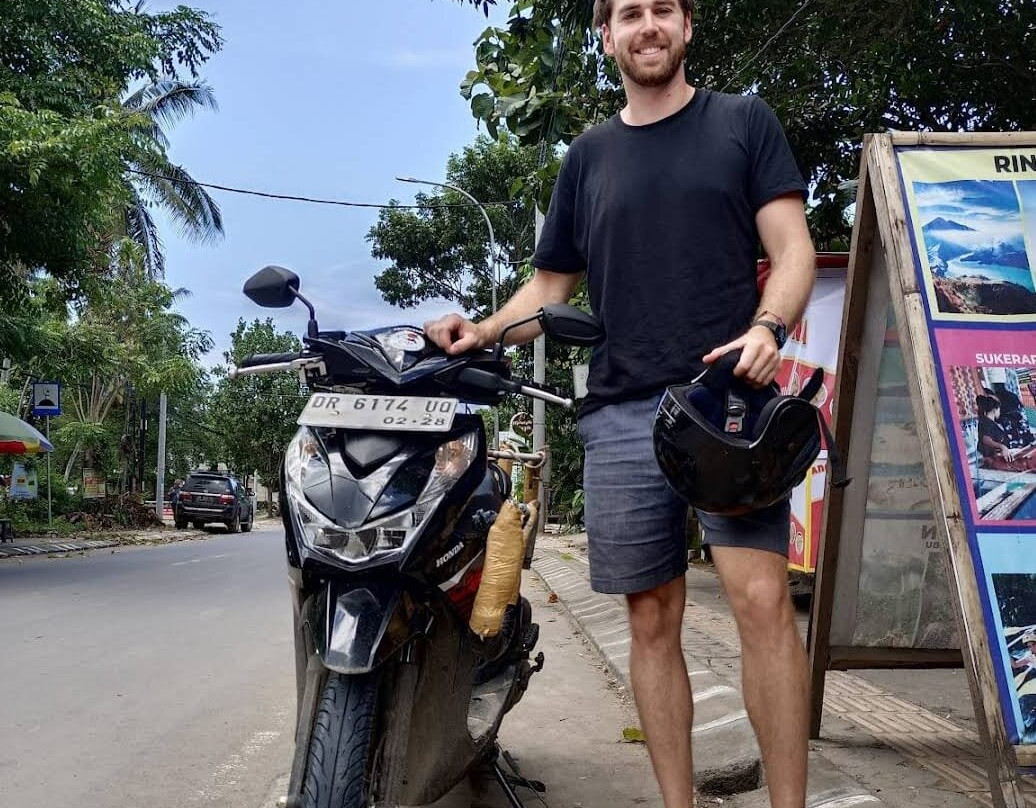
[751,312,788,349]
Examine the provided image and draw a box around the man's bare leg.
[711,546,808,808]
[627,575,695,808]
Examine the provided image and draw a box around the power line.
[720,0,815,92]
[125,168,518,210]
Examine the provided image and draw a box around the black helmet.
[653,351,838,516]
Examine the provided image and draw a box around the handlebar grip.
[238,352,301,368]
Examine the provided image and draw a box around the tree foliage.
[369,133,592,523]
[209,319,306,506]
[455,0,1035,247]
[26,243,214,486]
[368,136,542,317]
[0,0,222,311]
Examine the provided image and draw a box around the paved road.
[0,525,296,808]
[1,526,664,808]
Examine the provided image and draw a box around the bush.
[0,467,81,527]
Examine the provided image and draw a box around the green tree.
[209,319,307,511]
[455,0,1035,247]
[119,78,224,278]
[0,0,222,320]
[368,134,590,525]
[26,243,214,488]
[367,135,541,317]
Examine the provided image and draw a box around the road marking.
[812,795,882,808]
[172,554,229,567]
[193,707,291,803]
[692,685,738,703]
[693,709,748,732]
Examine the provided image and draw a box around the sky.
[152,0,509,365]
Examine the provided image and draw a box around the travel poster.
[975,533,1036,744]
[934,329,1036,526]
[897,148,1036,321]
[897,143,1036,745]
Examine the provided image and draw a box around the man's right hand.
[423,313,488,355]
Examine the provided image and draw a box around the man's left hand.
[702,326,781,386]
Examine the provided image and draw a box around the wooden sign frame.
[808,132,1036,808]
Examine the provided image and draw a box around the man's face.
[602,0,691,88]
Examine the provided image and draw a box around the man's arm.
[424,268,584,355]
[702,193,815,385]
[752,193,816,334]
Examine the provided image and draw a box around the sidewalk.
[529,530,1036,808]
[0,522,260,559]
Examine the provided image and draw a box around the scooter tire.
[300,671,379,808]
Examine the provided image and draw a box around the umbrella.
[0,411,54,454]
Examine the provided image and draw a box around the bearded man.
[425,2,816,805]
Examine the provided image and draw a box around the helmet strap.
[724,389,748,435]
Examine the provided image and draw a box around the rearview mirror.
[243,265,300,308]
[538,304,604,347]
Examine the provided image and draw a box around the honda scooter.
[231,265,603,808]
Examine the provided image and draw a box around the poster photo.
[897,148,1036,321]
[976,532,1036,745]
[935,329,1036,525]
[772,266,846,572]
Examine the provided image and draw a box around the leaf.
[621,727,646,743]
[470,92,495,120]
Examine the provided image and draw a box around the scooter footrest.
[519,622,539,653]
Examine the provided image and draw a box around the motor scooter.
[232,265,603,807]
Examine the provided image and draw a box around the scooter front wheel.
[300,671,379,808]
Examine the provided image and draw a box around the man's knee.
[728,571,794,634]
[626,576,685,646]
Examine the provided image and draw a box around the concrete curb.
[530,542,888,807]
[0,538,122,558]
[0,520,279,560]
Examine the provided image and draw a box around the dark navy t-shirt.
[533,89,807,414]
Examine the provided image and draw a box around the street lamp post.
[396,176,498,316]
[396,176,500,446]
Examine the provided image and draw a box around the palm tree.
[119,78,224,278]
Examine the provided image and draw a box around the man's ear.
[684,16,693,44]
[601,22,615,56]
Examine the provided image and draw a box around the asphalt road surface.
[0,525,297,808]
[1,525,662,808]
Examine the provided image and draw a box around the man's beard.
[616,37,686,88]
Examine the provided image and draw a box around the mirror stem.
[496,311,542,360]
[291,289,320,338]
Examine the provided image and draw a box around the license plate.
[297,393,459,432]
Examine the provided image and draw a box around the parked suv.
[174,471,255,533]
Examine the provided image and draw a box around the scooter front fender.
[320,582,402,675]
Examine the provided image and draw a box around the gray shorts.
[577,393,791,595]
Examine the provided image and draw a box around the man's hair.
[593,0,694,29]
[977,394,1001,416]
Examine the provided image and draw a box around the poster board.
[82,469,105,499]
[10,462,38,500]
[809,132,1036,808]
[767,256,849,572]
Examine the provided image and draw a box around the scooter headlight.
[284,427,477,564]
